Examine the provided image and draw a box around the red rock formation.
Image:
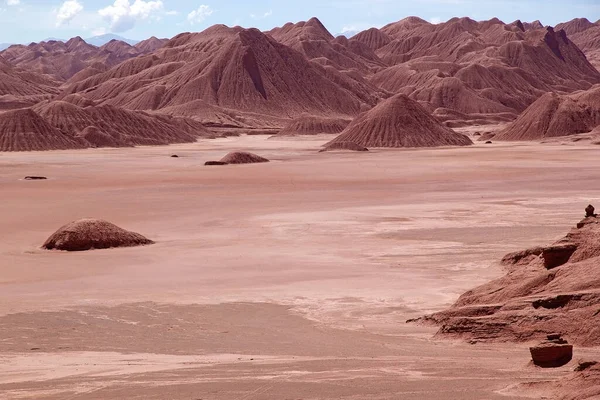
[326,94,472,148]
[1,36,158,81]
[43,219,154,251]
[423,214,600,346]
[495,86,600,140]
[0,108,83,151]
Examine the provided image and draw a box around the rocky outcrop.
[530,334,573,367]
[542,243,578,269]
[586,204,596,218]
[418,213,600,346]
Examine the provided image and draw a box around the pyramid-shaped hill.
[326,94,472,148]
[494,86,600,141]
[352,28,392,51]
[0,108,84,151]
[556,19,600,70]
[58,26,370,120]
[268,17,384,73]
[134,36,168,53]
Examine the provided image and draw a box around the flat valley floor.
[2,135,600,399]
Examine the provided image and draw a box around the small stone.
[485,141,493,144]
[24,176,47,180]
[547,333,563,341]
[585,204,596,218]
[575,360,598,371]
[171,154,179,158]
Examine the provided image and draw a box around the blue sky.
[0,0,599,43]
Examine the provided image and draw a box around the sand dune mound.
[276,115,351,136]
[495,87,600,140]
[0,108,83,151]
[219,152,270,164]
[319,141,368,152]
[326,94,472,148]
[43,219,154,251]
[422,213,600,346]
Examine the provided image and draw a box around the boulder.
[575,360,598,372]
[42,219,154,251]
[530,334,573,368]
[586,204,596,218]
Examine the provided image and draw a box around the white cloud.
[56,0,83,27]
[429,17,443,24]
[166,10,178,15]
[99,0,164,32]
[6,0,20,6]
[187,5,213,25]
[250,9,272,19]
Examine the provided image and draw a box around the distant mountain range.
[0,34,139,50]
[84,34,139,47]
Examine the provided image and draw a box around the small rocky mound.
[530,334,573,368]
[218,152,270,164]
[419,206,600,346]
[319,141,369,152]
[43,219,154,251]
[24,176,47,180]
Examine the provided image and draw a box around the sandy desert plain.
[2,10,600,400]
[0,132,599,399]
